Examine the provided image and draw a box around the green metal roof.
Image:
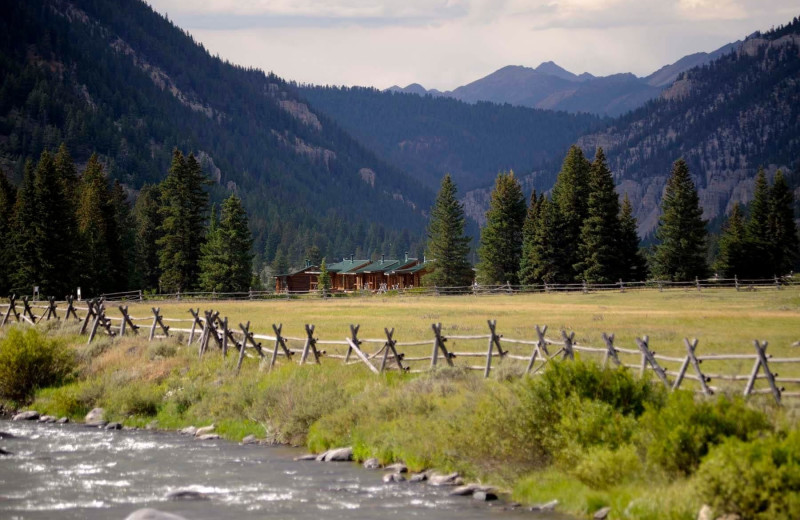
[326,258,371,274]
[276,265,319,278]
[354,258,404,274]
[393,261,430,274]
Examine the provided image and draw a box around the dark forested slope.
[0,0,432,264]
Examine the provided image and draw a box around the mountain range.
[388,43,739,117]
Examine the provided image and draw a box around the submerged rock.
[450,484,493,496]
[409,472,429,483]
[0,432,17,440]
[179,426,197,436]
[105,422,122,430]
[38,415,56,423]
[530,499,559,512]
[384,462,407,474]
[12,411,39,421]
[294,453,318,461]
[56,417,70,424]
[241,434,259,445]
[165,490,209,501]
[363,458,381,470]
[473,490,498,502]
[196,434,220,441]
[125,508,188,520]
[383,472,406,483]
[0,448,13,456]
[85,408,106,426]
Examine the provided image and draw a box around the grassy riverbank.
[2,289,799,519]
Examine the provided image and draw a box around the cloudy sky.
[148,0,798,90]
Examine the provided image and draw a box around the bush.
[696,431,800,520]
[569,444,643,489]
[637,391,771,476]
[0,327,76,403]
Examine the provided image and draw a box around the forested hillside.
[578,19,800,236]
[0,0,432,271]
[300,85,599,192]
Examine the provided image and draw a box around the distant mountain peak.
[534,61,578,81]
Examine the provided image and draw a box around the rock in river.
[85,408,106,426]
[125,508,188,520]
[12,411,39,421]
[166,490,209,501]
[383,473,406,484]
[363,458,381,470]
[317,447,353,462]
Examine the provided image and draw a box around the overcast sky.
[148,0,798,91]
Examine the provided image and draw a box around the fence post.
[483,320,505,378]
[344,324,360,364]
[601,333,620,368]
[774,275,781,290]
[695,277,701,292]
[138,289,143,302]
[582,280,588,294]
[21,296,37,324]
[430,323,454,368]
[619,279,625,293]
[2,295,19,326]
[270,323,294,370]
[744,340,782,404]
[525,325,548,373]
[635,336,670,388]
[300,324,321,365]
[658,280,663,292]
[379,328,405,374]
[80,299,97,335]
[561,330,575,361]
[235,321,250,375]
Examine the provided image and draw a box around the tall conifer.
[617,194,648,281]
[133,184,162,291]
[652,159,709,281]
[75,154,112,295]
[576,148,620,283]
[768,170,799,274]
[10,161,38,293]
[746,168,773,276]
[0,173,17,293]
[518,191,543,285]
[158,150,210,292]
[423,174,473,288]
[476,171,526,285]
[551,145,591,281]
[527,197,569,283]
[714,203,749,278]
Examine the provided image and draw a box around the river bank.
[1,324,798,520]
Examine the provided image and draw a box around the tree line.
[423,145,798,287]
[0,145,254,298]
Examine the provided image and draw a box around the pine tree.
[617,194,648,281]
[133,184,162,291]
[528,197,569,283]
[551,145,591,282]
[157,150,210,292]
[476,171,526,285]
[54,143,79,207]
[305,245,322,266]
[714,203,749,278]
[318,258,331,296]
[10,160,38,293]
[198,204,227,292]
[576,148,621,283]
[272,249,290,276]
[75,154,112,295]
[423,174,473,288]
[652,159,709,281]
[219,194,253,292]
[0,173,17,293]
[768,170,799,275]
[518,191,543,285]
[32,150,78,296]
[107,180,134,291]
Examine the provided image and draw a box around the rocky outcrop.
[12,411,39,421]
[316,447,353,462]
[84,408,106,426]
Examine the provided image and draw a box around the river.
[0,420,564,519]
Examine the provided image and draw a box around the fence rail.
[1,295,798,405]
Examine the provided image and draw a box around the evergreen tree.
[768,170,799,274]
[0,173,17,293]
[318,258,331,295]
[476,171,526,285]
[75,155,112,295]
[157,150,210,292]
[272,249,290,276]
[575,148,621,283]
[746,168,773,276]
[198,204,227,292]
[423,174,473,288]
[617,194,648,281]
[518,191,543,285]
[652,159,709,281]
[219,194,254,292]
[54,143,79,207]
[107,180,134,291]
[133,184,162,291]
[10,161,38,293]
[551,145,591,281]
[305,245,322,266]
[527,197,569,283]
[714,203,749,278]
[30,150,78,296]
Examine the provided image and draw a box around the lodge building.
[275,253,430,293]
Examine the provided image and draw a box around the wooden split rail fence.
[1,296,799,404]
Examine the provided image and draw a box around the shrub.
[637,391,771,476]
[569,444,643,489]
[696,431,800,520]
[0,327,76,403]
[148,341,178,360]
[104,382,162,417]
